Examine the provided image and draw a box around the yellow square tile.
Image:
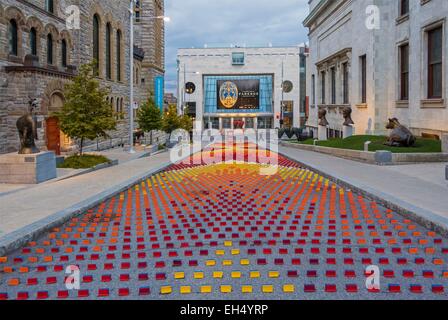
[174,272,185,279]
[283,284,295,293]
[206,260,216,266]
[223,260,233,266]
[224,241,233,247]
[250,271,260,278]
[242,285,253,293]
[201,286,212,294]
[216,250,225,256]
[268,271,280,278]
[240,259,250,266]
[213,271,224,279]
[194,272,204,279]
[231,272,241,278]
[180,286,192,294]
[231,249,240,255]
[160,286,172,294]
[262,285,274,293]
[221,285,232,293]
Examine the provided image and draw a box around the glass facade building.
[204,75,273,114]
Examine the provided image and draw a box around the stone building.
[0,0,165,155]
[177,46,305,130]
[304,0,448,138]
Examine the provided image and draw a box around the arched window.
[116,30,122,81]
[8,19,18,56]
[61,39,67,67]
[46,33,53,64]
[45,0,54,13]
[30,28,37,56]
[106,23,112,79]
[93,14,100,75]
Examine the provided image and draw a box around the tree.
[136,95,162,145]
[162,105,181,140]
[179,113,193,132]
[54,61,116,155]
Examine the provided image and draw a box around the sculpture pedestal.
[442,134,448,153]
[0,151,57,184]
[318,125,328,141]
[343,125,354,139]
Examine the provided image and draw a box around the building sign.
[217,80,260,110]
[154,76,164,111]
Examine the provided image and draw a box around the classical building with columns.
[304,0,448,139]
[0,0,165,155]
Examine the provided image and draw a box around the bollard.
[445,165,448,181]
[364,141,372,152]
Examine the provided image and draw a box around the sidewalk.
[0,148,151,197]
[0,151,171,255]
[279,145,448,235]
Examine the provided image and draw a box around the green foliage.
[137,95,162,144]
[179,113,193,132]
[54,61,116,154]
[57,154,111,169]
[298,135,442,153]
[162,105,181,138]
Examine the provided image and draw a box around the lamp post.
[128,0,170,153]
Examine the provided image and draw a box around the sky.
[164,0,310,95]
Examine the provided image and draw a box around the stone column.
[318,125,328,141]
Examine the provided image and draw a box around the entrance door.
[46,117,61,155]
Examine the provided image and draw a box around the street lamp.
[128,0,170,153]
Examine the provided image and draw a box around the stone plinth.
[442,134,448,153]
[343,126,354,139]
[0,152,56,184]
[318,125,328,141]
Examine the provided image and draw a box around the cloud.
[164,0,309,94]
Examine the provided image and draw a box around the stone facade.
[177,46,305,130]
[304,0,448,138]
[0,0,165,154]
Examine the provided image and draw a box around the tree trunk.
[80,137,84,156]
[150,131,153,146]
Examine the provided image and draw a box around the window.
[428,26,443,99]
[61,39,67,67]
[360,55,367,103]
[45,0,54,13]
[116,30,122,81]
[47,34,53,64]
[331,67,336,104]
[399,44,409,100]
[106,23,112,79]
[321,71,326,104]
[135,0,141,22]
[8,20,18,56]
[93,14,100,75]
[232,52,245,65]
[311,74,316,105]
[30,28,37,56]
[342,62,349,104]
[400,0,409,16]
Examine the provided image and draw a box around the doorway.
[46,117,61,155]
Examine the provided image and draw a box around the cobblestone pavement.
[1,144,447,300]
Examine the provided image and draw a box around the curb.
[278,149,448,238]
[0,154,173,256]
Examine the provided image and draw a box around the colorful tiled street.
[0,145,447,300]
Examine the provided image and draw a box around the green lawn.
[296,135,441,153]
[57,154,112,169]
